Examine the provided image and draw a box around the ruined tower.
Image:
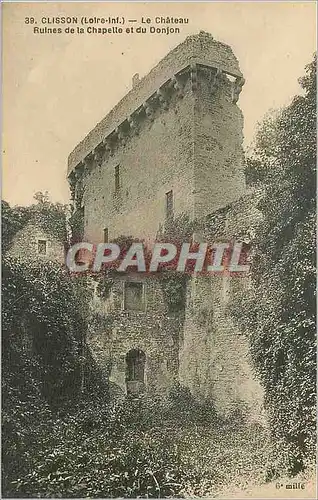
[68,32,245,243]
[68,32,264,420]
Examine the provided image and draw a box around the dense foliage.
[1,256,106,495]
[156,214,196,312]
[231,56,316,475]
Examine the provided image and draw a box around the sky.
[3,1,316,206]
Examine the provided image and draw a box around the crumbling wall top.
[68,32,243,175]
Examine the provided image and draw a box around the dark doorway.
[125,349,146,395]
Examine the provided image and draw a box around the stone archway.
[125,349,146,395]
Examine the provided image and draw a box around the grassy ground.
[164,421,270,497]
[172,423,316,499]
[5,394,315,498]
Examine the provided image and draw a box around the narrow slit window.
[165,190,173,221]
[115,165,120,192]
[103,228,109,243]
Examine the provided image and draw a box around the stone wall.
[68,32,245,244]
[68,32,242,174]
[81,83,195,243]
[68,33,264,422]
[87,274,184,397]
[194,70,246,218]
[179,275,264,423]
[179,191,265,423]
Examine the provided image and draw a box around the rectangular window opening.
[103,227,109,243]
[38,239,47,255]
[124,282,145,311]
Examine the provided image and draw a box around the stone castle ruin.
[68,32,264,421]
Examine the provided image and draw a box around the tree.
[232,55,316,475]
[1,200,26,252]
[33,190,50,204]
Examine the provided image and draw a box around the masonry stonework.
[68,32,245,242]
[88,275,182,398]
[179,192,265,421]
[68,32,264,421]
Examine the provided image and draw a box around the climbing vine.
[156,213,197,312]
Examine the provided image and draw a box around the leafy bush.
[166,384,218,424]
[6,395,186,498]
[1,257,109,495]
[2,258,87,401]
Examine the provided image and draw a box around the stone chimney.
[132,73,140,88]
